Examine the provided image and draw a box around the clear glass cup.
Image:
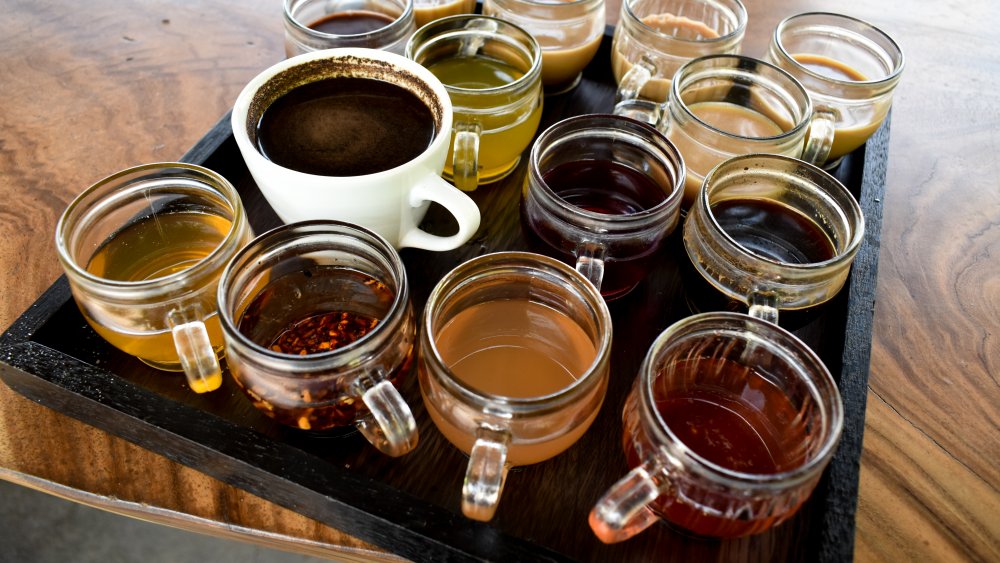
[217,220,418,457]
[419,251,612,521]
[643,54,838,207]
[406,15,544,191]
[55,163,253,394]
[521,114,685,300]
[612,0,746,109]
[483,0,606,95]
[682,153,865,325]
[284,0,417,56]
[589,311,844,541]
[413,0,475,29]
[765,12,905,166]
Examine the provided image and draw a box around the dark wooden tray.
[0,33,888,562]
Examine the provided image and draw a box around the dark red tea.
[710,197,837,264]
[256,76,435,177]
[234,266,412,430]
[624,357,810,537]
[308,11,396,35]
[523,159,669,300]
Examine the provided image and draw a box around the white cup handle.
[167,306,222,394]
[398,173,481,251]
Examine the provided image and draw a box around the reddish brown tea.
[624,357,811,537]
[308,11,396,35]
[234,267,412,431]
[522,159,671,300]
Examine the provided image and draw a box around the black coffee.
[256,76,436,176]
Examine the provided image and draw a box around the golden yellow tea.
[84,211,230,386]
[427,55,542,184]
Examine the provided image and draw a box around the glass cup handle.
[575,241,607,291]
[747,287,780,325]
[588,459,672,544]
[462,424,511,522]
[452,121,482,192]
[801,105,838,165]
[613,57,663,126]
[352,373,419,457]
[167,306,222,394]
[398,171,482,251]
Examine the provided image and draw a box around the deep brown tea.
[256,76,436,176]
[711,197,836,265]
[308,11,396,35]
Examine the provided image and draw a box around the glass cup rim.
[283,0,416,40]
[404,14,542,96]
[55,162,247,294]
[774,11,905,87]
[699,153,865,270]
[672,54,814,142]
[528,113,685,225]
[217,219,409,369]
[640,311,844,487]
[490,0,604,9]
[624,0,748,46]
[421,251,613,412]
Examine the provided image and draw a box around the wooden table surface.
[1,0,997,560]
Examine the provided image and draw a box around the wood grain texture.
[0,0,997,561]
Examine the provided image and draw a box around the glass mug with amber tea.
[766,12,905,167]
[217,221,418,457]
[406,16,544,191]
[419,252,612,521]
[231,48,481,252]
[589,311,843,541]
[683,153,864,325]
[483,0,605,95]
[284,0,416,56]
[55,163,252,394]
[629,54,838,207]
[521,114,685,300]
[612,0,746,115]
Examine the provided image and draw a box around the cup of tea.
[521,114,685,300]
[636,54,838,207]
[683,153,864,325]
[55,163,254,394]
[611,0,746,114]
[283,0,417,56]
[217,220,419,457]
[405,15,544,191]
[589,311,843,541]
[419,252,612,521]
[765,12,905,166]
[412,0,475,28]
[231,47,481,252]
[482,0,606,95]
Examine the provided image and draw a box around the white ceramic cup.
[231,47,481,251]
